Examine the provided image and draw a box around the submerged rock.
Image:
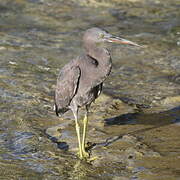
[160,96,180,108]
[3,131,39,155]
[46,125,62,142]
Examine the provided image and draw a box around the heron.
[54,27,141,160]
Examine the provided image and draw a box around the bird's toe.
[82,150,90,159]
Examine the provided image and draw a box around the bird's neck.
[85,44,111,67]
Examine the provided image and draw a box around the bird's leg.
[82,105,90,158]
[72,107,83,159]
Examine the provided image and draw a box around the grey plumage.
[54,27,141,159]
[55,28,112,115]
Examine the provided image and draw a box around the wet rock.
[45,125,70,151]
[104,113,137,126]
[151,95,180,112]
[160,96,180,107]
[0,0,180,179]
[0,46,6,50]
[25,161,46,173]
[72,0,144,7]
[109,9,127,20]
[91,133,161,173]
[93,93,135,117]
[6,132,39,155]
[46,125,62,142]
[122,134,138,143]
[113,177,129,180]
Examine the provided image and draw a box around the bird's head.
[83,27,142,48]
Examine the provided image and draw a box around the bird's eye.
[99,33,104,38]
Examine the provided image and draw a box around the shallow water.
[0,0,180,179]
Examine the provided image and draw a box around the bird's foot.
[77,149,90,160]
[86,156,99,163]
[77,150,99,162]
[77,151,83,160]
[82,149,90,159]
[76,142,97,161]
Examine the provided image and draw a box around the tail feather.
[54,103,60,117]
[54,103,68,117]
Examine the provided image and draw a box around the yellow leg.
[72,108,83,159]
[75,118,83,159]
[82,110,90,158]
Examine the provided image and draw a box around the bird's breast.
[71,53,111,107]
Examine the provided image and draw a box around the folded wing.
[55,65,80,116]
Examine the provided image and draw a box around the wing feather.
[55,65,80,115]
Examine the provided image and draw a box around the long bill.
[107,36,143,47]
